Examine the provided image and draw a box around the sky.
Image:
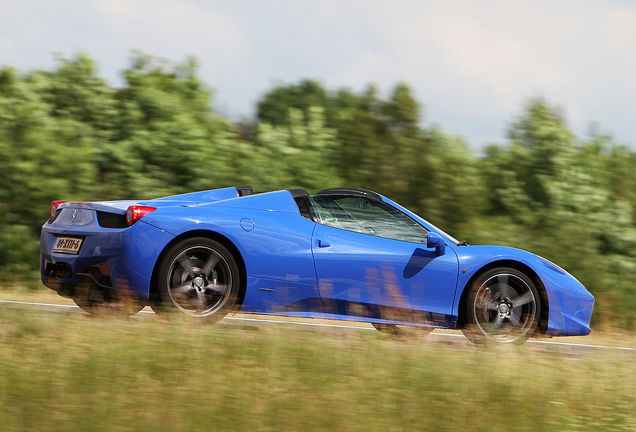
[1,0,635,151]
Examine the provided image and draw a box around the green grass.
[0,307,635,432]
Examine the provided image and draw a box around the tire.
[461,267,540,345]
[151,237,240,322]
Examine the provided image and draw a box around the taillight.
[50,201,67,219]
[125,206,157,226]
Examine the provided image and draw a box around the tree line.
[1,53,634,328]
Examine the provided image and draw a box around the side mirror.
[426,232,446,256]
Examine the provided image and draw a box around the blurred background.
[0,0,635,328]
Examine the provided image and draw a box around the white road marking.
[527,339,635,351]
[226,316,377,330]
[0,299,80,308]
[1,299,632,352]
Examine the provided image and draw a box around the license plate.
[52,237,83,254]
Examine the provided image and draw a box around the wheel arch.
[456,259,549,335]
[149,229,247,312]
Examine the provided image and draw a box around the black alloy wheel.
[462,267,540,345]
[152,237,240,322]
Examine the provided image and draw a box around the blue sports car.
[40,186,594,344]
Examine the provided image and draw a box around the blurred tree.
[0,59,100,286]
[478,99,636,326]
[42,54,119,132]
[410,131,485,236]
[606,144,636,221]
[256,81,484,233]
[96,52,238,199]
[0,52,240,286]
[1,53,636,328]
[329,83,420,202]
[257,80,329,126]
[244,106,341,191]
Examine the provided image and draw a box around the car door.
[310,192,459,322]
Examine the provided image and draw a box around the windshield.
[310,193,462,246]
[377,196,463,246]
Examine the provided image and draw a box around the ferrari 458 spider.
[40,186,594,344]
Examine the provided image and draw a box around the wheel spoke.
[482,308,490,323]
[195,291,207,310]
[484,299,499,311]
[172,282,193,295]
[511,291,534,307]
[201,254,219,277]
[177,255,195,277]
[492,314,504,329]
[498,282,511,301]
[508,312,521,326]
[207,283,229,295]
[496,273,509,288]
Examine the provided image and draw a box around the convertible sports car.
[40,186,594,344]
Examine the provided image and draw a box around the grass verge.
[0,306,635,432]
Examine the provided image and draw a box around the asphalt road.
[1,298,633,356]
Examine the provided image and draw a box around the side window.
[310,194,428,244]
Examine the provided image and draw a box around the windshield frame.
[377,196,462,246]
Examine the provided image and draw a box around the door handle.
[318,240,331,248]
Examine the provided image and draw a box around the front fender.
[452,246,594,336]
[521,254,594,336]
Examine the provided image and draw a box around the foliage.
[1,53,635,327]
[477,100,636,326]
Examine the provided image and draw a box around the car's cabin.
[288,187,429,244]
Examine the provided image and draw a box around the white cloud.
[0,0,635,148]
[338,3,574,107]
[316,0,636,144]
[0,0,251,86]
[605,6,636,47]
[328,50,400,89]
[94,0,250,66]
[0,34,12,57]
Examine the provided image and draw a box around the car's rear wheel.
[152,237,240,321]
[461,267,540,345]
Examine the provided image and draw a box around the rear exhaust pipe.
[53,262,72,280]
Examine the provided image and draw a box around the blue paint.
[403,248,436,279]
[40,186,594,339]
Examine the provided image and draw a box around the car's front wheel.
[461,267,540,345]
[152,237,240,321]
